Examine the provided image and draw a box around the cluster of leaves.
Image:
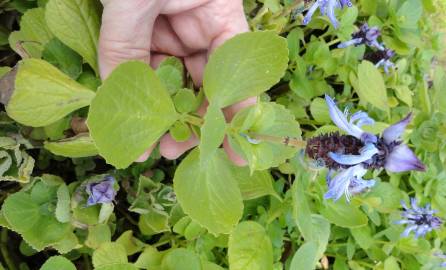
[0,0,445,269]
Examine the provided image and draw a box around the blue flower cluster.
[302,0,353,29]
[306,95,425,202]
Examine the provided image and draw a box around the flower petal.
[338,38,363,48]
[328,143,378,165]
[324,164,367,201]
[325,95,365,139]
[383,113,413,144]
[385,144,426,172]
[302,1,320,25]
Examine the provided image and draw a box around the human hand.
[98,0,253,166]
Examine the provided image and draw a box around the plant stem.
[248,133,307,148]
[83,253,92,270]
[0,229,16,270]
[183,114,204,127]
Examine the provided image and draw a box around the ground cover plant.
[0,0,445,269]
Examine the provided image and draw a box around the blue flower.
[375,49,396,74]
[396,198,442,238]
[324,164,375,201]
[302,0,353,29]
[306,95,426,201]
[86,175,116,206]
[338,23,384,50]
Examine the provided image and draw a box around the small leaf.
[169,121,191,142]
[321,201,368,228]
[199,104,226,167]
[310,97,331,123]
[228,221,273,270]
[6,59,95,127]
[204,31,288,108]
[87,61,178,168]
[138,209,170,236]
[357,61,388,113]
[42,38,83,79]
[161,248,202,270]
[85,224,111,249]
[44,133,98,158]
[396,0,422,29]
[116,231,145,256]
[156,65,183,95]
[45,0,101,73]
[40,256,76,270]
[92,242,128,268]
[229,102,301,172]
[173,88,198,114]
[173,149,243,235]
[290,241,319,270]
[232,167,280,200]
[55,184,71,223]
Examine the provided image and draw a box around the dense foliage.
[0,0,445,269]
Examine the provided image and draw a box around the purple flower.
[86,176,116,206]
[305,95,426,201]
[338,23,384,50]
[396,198,442,238]
[375,49,396,74]
[302,0,353,29]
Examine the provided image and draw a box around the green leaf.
[161,248,202,270]
[96,265,138,270]
[384,257,400,270]
[173,88,199,114]
[92,242,128,268]
[44,133,98,158]
[138,209,170,236]
[156,65,183,95]
[116,231,145,256]
[232,167,280,200]
[229,102,301,172]
[321,201,368,228]
[85,224,111,249]
[290,241,319,270]
[396,0,422,29]
[9,8,53,58]
[310,97,331,123]
[55,184,71,223]
[228,221,273,270]
[357,61,388,113]
[199,104,226,166]
[350,226,374,250]
[169,121,191,142]
[45,0,100,73]
[393,85,413,107]
[87,61,178,168]
[135,246,164,269]
[2,192,39,232]
[40,256,76,270]
[6,59,95,127]
[173,149,243,235]
[42,38,83,79]
[203,31,288,108]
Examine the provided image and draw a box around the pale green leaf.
[232,167,280,200]
[204,31,288,108]
[169,121,191,142]
[40,256,76,270]
[87,61,178,168]
[357,61,388,113]
[321,201,368,228]
[173,149,243,235]
[310,97,331,123]
[135,246,164,269]
[289,241,319,270]
[45,0,100,73]
[396,0,422,29]
[139,209,170,236]
[173,88,199,114]
[9,8,53,58]
[6,59,95,127]
[44,133,98,158]
[161,248,202,270]
[92,242,128,268]
[96,265,138,270]
[55,184,71,223]
[156,65,183,95]
[116,231,145,256]
[199,104,226,167]
[228,221,273,270]
[229,102,301,172]
[85,224,111,249]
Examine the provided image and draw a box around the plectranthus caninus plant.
[337,23,385,50]
[302,0,353,28]
[364,48,396,74]
[86,175,117,206]
[395,198,442,238]
[305,95,425,201]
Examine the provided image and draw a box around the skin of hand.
[99,0,255,166]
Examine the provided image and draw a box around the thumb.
[98,1,164,79]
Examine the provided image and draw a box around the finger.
[151,16,193,56]
[150,53,169,69]
[161,0,211,14]
[223,137,247,166]
[98,1,162,79]
[223,96,257,121]
[159,133,199,160]
[135,144,156,163]
[184,51,207,86]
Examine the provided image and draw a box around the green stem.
[1,229,16,270]
[326,38,341,47]
[247,133,307,148]
[183,114,204,127]
[83,253,92,270]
